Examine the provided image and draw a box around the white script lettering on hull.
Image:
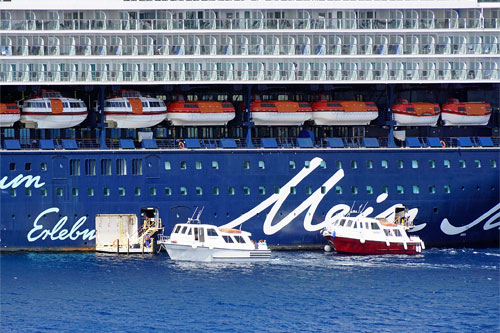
[27,207,95,242]
[0,174,45,189]
[440,203,500,235]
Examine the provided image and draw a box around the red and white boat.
[321,206,425,255]
[249,95,312,126]
[103,90,167,128]
[392,99,440,126]
[167,95,235,126]
[441,98,492,126]
[0,103,20,127]
[311,95,378,125]
[20,90,88,129]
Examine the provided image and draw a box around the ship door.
[199,228,205,243]
[145,155,160,178]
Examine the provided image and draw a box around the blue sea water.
[1,249,499,332]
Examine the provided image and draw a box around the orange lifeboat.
[0,103,20,127]
[311,95,378,125]
[21,90,88,129]
[392,99,440,126]
[103,90,167,128]
[249,95,312,126]
[441,98,492,126]
[166,95,235,126]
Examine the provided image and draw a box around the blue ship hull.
[1,147,499,250]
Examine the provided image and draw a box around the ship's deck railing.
[1,136,498,151]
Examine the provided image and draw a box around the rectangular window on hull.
[10,189,16,197]
[72,188,78,196]
[429,186,435,194]
[259,161,265,169]
[213,187,219,195]
[132,159,143,175]
[305,186,312,195]
[116,159,127,175]
[289,161,296,169]
[104,188,110,196]
[25,188,32,197]
[180,187,187,195]
[243,186,250,195]
[366,186,373,194]
[381,160,388,169]
[491,160,497,168]
[429,160,436,168]
[25,163,31,171]
[474,160,481,168]
[41,162,47,171]
[150,187,157,196]
[243,161,250,169]
[459,160,466,168]
[101,159,111,176]
[336,161,342,169]
[70,159,80,176]
[165,161,171,170]
[135,187,141,196]
[352,186,358,194]
[41,188,47,197]
[444,185,451,194]
[165,187,171,195]
[196,187,202,195]
[366,160,373,169]
[88,188,94,196]
[228,186,235,195]
[351,161,358,169]
[196,161,202,170]
[212,161,219,169]
[57,188,63,196]
[336,186,342,194]
[412,160,418,168]
[259,186,265,195]
[119,187,125,196]
[444,160,450,168]
[413,185,419,194]
[382,186,388,194]
[85,159,96,176]
[397,185,404,194]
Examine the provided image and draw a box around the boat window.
[243,186,250,195]
[397,160,403,168]
[365,222,369,229]
[213,186,220,195]
[459,160,466,168]
[397,185,404,194]
[259,161,265,169]
[196,161,202,170]
[359,222,363,229]
[305,186,312,195]
[458,107,466,112]
[173,224,180,235]
[429,185,436,194]
[196,187,203,195]
[289,161,296,169]
[366,160,373,169]
[243,161,250,169]
[228,186,235,195]
[181,226,187,234]
[180,187,187,195]
[444,185,451,194]
[336,161,342,169]
[371,223,380,230]
[412,160,418,168]
[352,186,358,194]
[63,102,69,108]
[353,222,357,229]
[274,186,280,194]
[429,160,436,168]
[444,160,450,168]
[212,161,219,169]
[259,186,266,195]
[383,229,393,236]
[142,102,148,107]
[180,161,187,170]
[207,229,218,237]
[351,161,357,169]
[474,160,481,168]
[366,185,373,194]
[87,188,94,196]
[346,220,353,227]
[165,187,171,195]
[381,160,388,169]
[187,228,192,235]
[320,161,327,169]
[233,236,246,243]
[222,236,234,243]
[339,219,346,226]
[394,229,402,237]
[491,160,497,168]
[406,107,415,112]
[413,185,420,194]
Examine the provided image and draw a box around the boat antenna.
[196,206,204,224]
[360,202,369,215]
[187,207,198,224]
[348,201,356,216]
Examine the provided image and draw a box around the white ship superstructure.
[0,0,498,86]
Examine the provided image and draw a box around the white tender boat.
[158,209,271,262]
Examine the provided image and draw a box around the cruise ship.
[0,0,498,251]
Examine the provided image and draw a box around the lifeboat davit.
[20,90,88,129]
[249,95,312,126]
[104,90,167,128]
[392,99,440,126]
[441,98,492,126]
[311,95,378,125]
[0,103,20,127]
[167,95,235,126]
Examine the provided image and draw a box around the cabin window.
[351,161,358,169]
[397,160,403,168]
[196,161,202,170]
[118,187,125,196]
[339,219,346,226]
[9,163,15,171]
[71,188,78,197]
[259,161,265,169]
[382,186,388,194]
[213,186,219,195]
[207,229,218,237]
[85,159,96,176]
[320,161,327,169]
[366,186,373,194]
[443,160,450,168]
[474,160,481,168]
[459,160,466,168]
[101,159,112,176]
[335,186,342,194]
[352,186,358,194]
[196,187,203,195]
[56,188,63,197]
[444,185,451,194]
[429,160,436,168]
[381,160,388,169]
[346,220,353,227]
[397,185,404,194]
[180,161,187,170]
[429,185,436,194]
[289,161,296,169]
[228,186,235,195]
[87,188,94,196]
[305,186,312,195]
[223,236,234,243]
[150,187,157,196]
[25,188,32,197]
[41,162,47,171]
[243,186,250,195]
[180,187,187,195]
[135,187,141,196]
[366,160,373,169]
[165,187,171,195]
[290,186,296,195]
[212,161,219,169]
[371,223,380,230]
[412,160,418,168]
[413,185,420,194]
[491,160,497,168]
[275,186,280,194]
[116,159,127,175]
[174,226,181,233]
[305,161,310,168]
[384,229,392,237]
[70,159,80,176]
[365,222,370,229]
[353,222,357,229]
[234,236,245,244]
[25,162,31,171]
[132,159,142,175]
[259,186,266,195]
[336,161,342,169]
[243,161,250,169]
[164,161,171,170]
[9,188,15,197]
[359,222,363,229]
[187,228,192,235]
[104,187,111,196]
[181,226,187,234]
[394,229,402,237]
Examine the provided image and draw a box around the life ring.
[178,141,185,149]
[440,140,446,148]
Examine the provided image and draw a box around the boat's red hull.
[325,236,422,255]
